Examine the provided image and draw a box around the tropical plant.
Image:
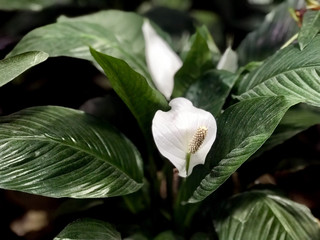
[0,0,320,239]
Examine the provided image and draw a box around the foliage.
[0,0,320,239]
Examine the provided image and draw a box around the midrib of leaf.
[0,133,138,183]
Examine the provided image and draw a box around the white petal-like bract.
[216,46,238,73]
[142,20,182,100]
[152,98,217,177]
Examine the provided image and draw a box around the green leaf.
[90,48,169,139]
[237,0,303,66]
[154,231,178,240]
[237,34,320,107]
[188,96,299,203]
[0,0,71,11]
[0,106,143,198]
[184,70,237,116]
[172,26,220,97]
[54,218,121,240]
[254,103,320,156]
[0,51,48,87]
[7,10,150,81]
[214,190,320,240]
[298,10,320,50]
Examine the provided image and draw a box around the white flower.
[142,20,182,100]
[152,97,217,177]
[216,46,238,73]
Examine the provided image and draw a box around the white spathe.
[216,46,238,73]
[142,20,182,100]
[152,98,217,177]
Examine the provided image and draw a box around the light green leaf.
[7,10,150,81]
[237,34,320,107]
[184,70,237,116]
[298,10,320,50]
[54,218,121,240]
[237,0,304,66]
[0,106,143,198]
[0,51,48,87]
[188,96,299,203]
[215,190,320,240]
[90,48,169,139]
[0,0,71,11]
[172,26,220,97]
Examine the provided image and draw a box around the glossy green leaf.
[215,190,320,240]
[184,70,237,116]
[237,0,304,66]
[7,10,150,80]
[54,218,121,240]
[0,106,143,198]
[90,48,169,139]
[188,96,299,203]
[237,35,320,107]
[255,103,320,156]
[298,10,320,50]
[172,26,220,97]
[0,51,48,87]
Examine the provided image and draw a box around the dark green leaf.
[90,48,169,139]
[154,231,179,240]
[184,70,237,116]
[0,51,48,87]
[298,10,320,50]
[188,96,299,203]
[7,10,150,81]
[172,26,220,97]
[237,35,320,107]
[54,218,121,240]
[0,106,143,198]
[255,103,320,156]
[215,190,320,240]
[237,0,304,66]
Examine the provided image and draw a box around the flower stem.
[186,152,191,176]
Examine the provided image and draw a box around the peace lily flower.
[152,97,217,177]
[142,19,182,100]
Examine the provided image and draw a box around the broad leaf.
[172,26,220,97]
[0,106,143,198]
[237,0,304,66]
[237,34,320,107]
[0,0,71,11]
[154,231,177,240]
[7,10,150,81]
[0,51,48,87]
[298,10,320,50]
[54,218,121,240]
[254,103,320,156]
[214,190,320,240]
[188,96,299,203]
[90,48,169,139]
[184,70,237,116]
